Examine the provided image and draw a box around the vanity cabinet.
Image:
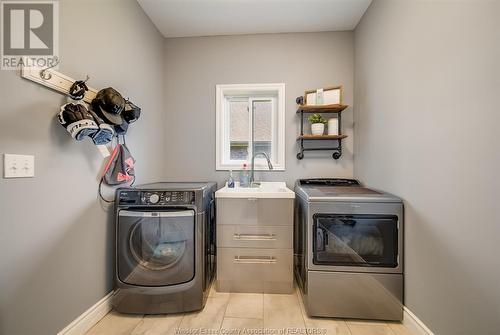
[216,197,294,293]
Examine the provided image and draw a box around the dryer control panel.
[118,190,195,206]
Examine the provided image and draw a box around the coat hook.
[39,57,60,80]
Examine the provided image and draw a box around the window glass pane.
[229,100,249,160]
[253,100,273,159]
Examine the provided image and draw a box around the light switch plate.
[3,154,35,178]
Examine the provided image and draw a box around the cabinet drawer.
[216,248,293,293]
[217,225,292,249]
[217,198,293,226]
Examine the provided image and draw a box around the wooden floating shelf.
[297,134,348,141]
[296,104,348,113]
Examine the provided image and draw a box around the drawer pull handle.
[233,255,276,264]
[233,233,276,241]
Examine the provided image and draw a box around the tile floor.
[86,285,414,335]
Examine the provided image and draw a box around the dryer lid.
[295,179,402,203]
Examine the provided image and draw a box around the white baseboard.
[403,307,435,335]
[57,291,114,335]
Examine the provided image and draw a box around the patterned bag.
[102,143,135,185]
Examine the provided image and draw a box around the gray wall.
[163,32,354,186]
[0,1,165,334]
[354,1,500,334]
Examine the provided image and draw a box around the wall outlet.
[3,154,35,178]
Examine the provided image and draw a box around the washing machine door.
[118,210,195,286]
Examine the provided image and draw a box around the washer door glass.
[118,210,195,286]
[130,218,186,270]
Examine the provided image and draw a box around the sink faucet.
[250,152,274,185]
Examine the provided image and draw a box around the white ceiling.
[137,0,372,38]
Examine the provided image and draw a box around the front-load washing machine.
[113,182,217,314]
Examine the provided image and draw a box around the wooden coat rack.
[20,58,98,103]
[20,58,110,156]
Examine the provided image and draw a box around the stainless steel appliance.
[114,182,217,314]
[294,178,404,321]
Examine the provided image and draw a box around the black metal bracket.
[296,140,342,160]
[296,110,344,160]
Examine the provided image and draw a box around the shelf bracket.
[296,141,342,160]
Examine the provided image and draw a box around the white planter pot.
[311,123,325,136]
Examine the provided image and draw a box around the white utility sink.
[215,182,295,199]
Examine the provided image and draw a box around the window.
[216,83,285,170]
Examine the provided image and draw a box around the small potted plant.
[308,113,327,135]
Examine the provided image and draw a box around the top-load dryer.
[294,178,404,321]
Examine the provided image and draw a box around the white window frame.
[216,83,286,171]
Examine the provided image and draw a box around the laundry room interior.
[0,1,498,335]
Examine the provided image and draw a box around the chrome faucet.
[250,152,274,185]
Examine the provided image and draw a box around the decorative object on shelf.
[308,113,327,135]
[304,85,343,106]
[327,117,339,136]
[315,88,324,104]
[295,96,348,160]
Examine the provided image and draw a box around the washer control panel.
[118,190,195,206]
